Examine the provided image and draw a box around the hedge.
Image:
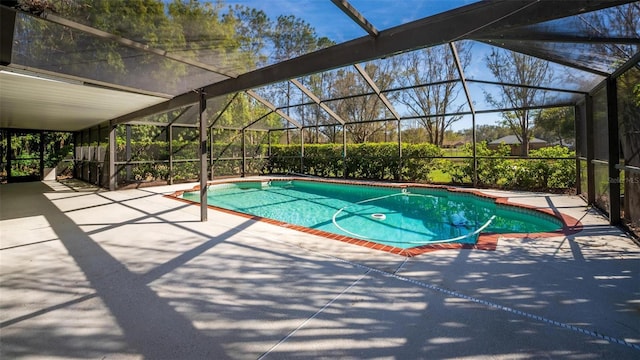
[268,142,442,181]
[113,139,575,191]
[440,142,576,190]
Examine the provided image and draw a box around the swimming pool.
[177,179,567,253]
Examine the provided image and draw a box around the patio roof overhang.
[0,67,168,131]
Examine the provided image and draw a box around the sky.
[187,0,586,133]
[220,0,488,131]
[224,0,478,43]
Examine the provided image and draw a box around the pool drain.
[371,213,386,220]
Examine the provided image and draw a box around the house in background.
[488,135,547,155]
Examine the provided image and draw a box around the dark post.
[209,128,214,180]
[125,124,132,182]
[39,131,45,180]
[607,78,620,225]
[87,127,92,184]
[397,119,402,181]
[0,7,15,66]
[343,125,347,178]
[72,132,79,179]
[199,89,208,222]
[168,124,173,185]
[6,130,11,180]
[108,122,116,191]
[267,130,272,174]
[574,105,581,195]
[241,129,246,177]
[586,94,595,204]
[449,42,477,187]
[472,113,478,187]
[300,128,305,174]
[95,126,101,187]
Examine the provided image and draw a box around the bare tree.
[306,71,339,143]
[397,43,471,146]
[270,15,318,143]
[580,3,640,68]
[332,64,393,143]
[485,49,552,156]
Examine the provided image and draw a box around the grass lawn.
[441,148,467,157]
[429,169,452,183]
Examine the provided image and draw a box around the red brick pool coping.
[165,178,583,257]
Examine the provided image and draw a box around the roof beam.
[37,11,235,78]
[245,90,302,129]
[111,1,545,123]
[206,0,544,97]
[112,0,631,124]
[0,6,15,65]
[330,0,379,37]
[449,42,475,115]
[4,64,173,98]
[168,105,196,126]
[466,78,589,95]
[382,79,459,94]
[354,64,401,120]
[209,93,239,129]
[611,49,640,78]
[479,39,611,76]
[242,111,274,131]
[290,79,346,125]
[397,102,576,122]
[475,33,640,44]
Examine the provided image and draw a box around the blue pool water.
[181,180,563,249]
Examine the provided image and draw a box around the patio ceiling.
[0,0,638,132]
[0,67,168,131]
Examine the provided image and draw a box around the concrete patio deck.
[1,179,639,359]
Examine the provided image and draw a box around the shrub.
[268,142,441,182]
[438,143,575,190]
[440,142,511,186]
[402,143,442,181]
[499,147,576,190]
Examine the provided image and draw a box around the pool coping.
[165,177,583,257]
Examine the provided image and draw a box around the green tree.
[223,5,272,68]
[458,125,511,143]
[69,0,187,92]
[270,14,317,62]
[168,0,241,75]
[534,107,574,146]
[401,127,429,144]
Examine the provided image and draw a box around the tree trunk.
[521,136,529,157]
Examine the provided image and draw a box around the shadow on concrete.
[1,182,241,358]
[1,182,639,359]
